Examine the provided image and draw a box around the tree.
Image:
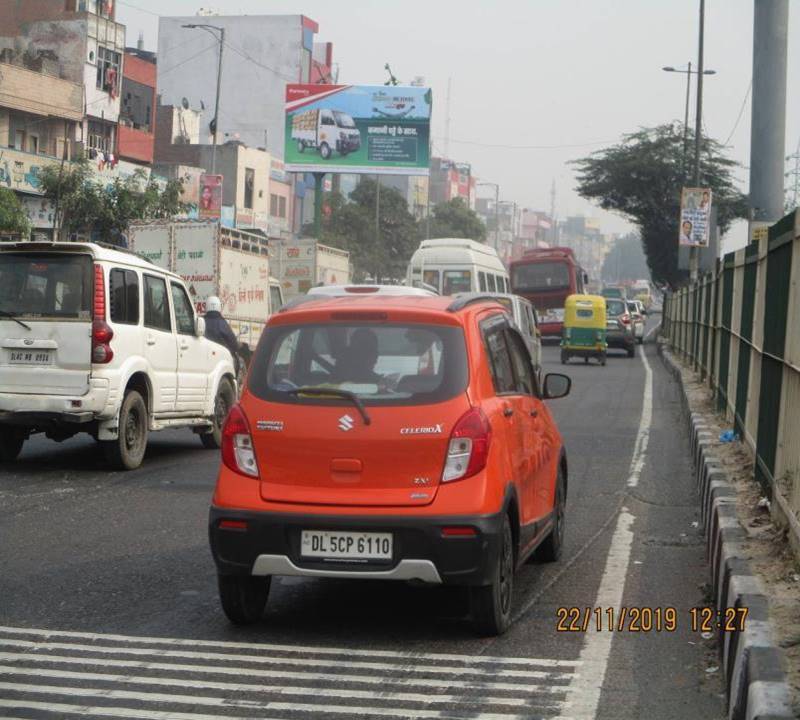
[313,179,418,282]
[572,123,748,287]
[602,233,650,284]
[38,159,189,244]
[0,187,30,237]
[423,197,487,242]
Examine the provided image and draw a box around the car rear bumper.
[606,329,635,349]
[0,379,109,427]
[209,506,503,587]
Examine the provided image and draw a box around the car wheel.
[600,352,607,367]
[538,467,566,562]
[102,390,148,470]
[627,345,636,358]
[471,513,514,636]
[319,142,331,159]
[201,378,235,449]
[218,574,270,625]
[0,433,24,462]
[560,349,569,365]
[637,336,644,345]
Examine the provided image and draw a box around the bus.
[406,238,510,295]
[509,247,587,337]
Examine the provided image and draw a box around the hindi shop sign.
[679,187,712,248]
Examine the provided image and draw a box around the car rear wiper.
[287,387,372,426]
[0,310,31,330]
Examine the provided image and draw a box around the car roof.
[306,284,437,297]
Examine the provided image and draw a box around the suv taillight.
[442,407,492,482]
[221,404,259,477]
[620,314,631,325]
[92,264,114,364]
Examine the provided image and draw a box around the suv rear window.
[0,253,92,320]
[606,299,626,316]
[249,322,468,406]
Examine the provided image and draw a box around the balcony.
[118,124,154,165]
[0,61,82,121]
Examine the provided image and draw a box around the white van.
[0,242,236,469]
[406,238,510,295]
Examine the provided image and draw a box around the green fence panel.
[717,254,735,413]
[734,246,759,436]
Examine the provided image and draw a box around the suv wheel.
[560,349,569,365]
[0,433,24,462]
[471,513,514,636]
[102,390,148,470]
[201,378,235,449]
[538,467,566,562]
[627,345,636,358]
[218,574,270,625]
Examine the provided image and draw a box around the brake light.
[91,264,113,364]
[621,314,631,325]
[442,407,492,482]
[221,404,259,478]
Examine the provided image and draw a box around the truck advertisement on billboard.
[284,84,432,176]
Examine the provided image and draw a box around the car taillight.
[621,314,631,325]
[221,404,259,478]
[442,407,492,483]
[91,264,113,364]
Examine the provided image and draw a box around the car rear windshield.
[0,253,93,320]
[606,299,626,316]
[512,262,570,291]
[249,322,468,406]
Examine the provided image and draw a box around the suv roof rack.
[446,293,506,313]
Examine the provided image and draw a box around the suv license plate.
[8,350,52,365]
[301,530,392,561]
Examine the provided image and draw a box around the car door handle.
[503,406,514,417]
[179,342,189,350]
[146,336,156,346]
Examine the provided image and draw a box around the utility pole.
[375,175,381,282]
[549,179,557,245]
[683,61,692,178]
[689,0,705,282]
[443,77,452,159]
[748,0,789,227]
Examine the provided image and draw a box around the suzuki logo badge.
[23,339,34,346]
[338,414,355,432]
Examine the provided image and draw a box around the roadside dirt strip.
[659,343,795,720]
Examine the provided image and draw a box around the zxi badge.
[338,414,355,432]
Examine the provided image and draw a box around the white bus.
[406,238,510,296]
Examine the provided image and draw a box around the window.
[250,323,468,407]
[270,194,279,217]
[87,120,112,154]
[512,262,571,292]
[109,268,139,325]
[321,113,335,126]
[478,271,487,292]
[278,196,287,218]
[506,329,535,395]
[143,275,171,332]
[487,273,497,292]
[484,326,515,394]
[496,275,506,293]
[96,46,121,94]
[170,283,195,335]
[269,285,283,312]
[28,135,39,154]
[443,270,471,295]
[422,269,439,292]
[13,130,25,151]
[121,79,154,132]
[606,299,626,317]
[244,168,255,210]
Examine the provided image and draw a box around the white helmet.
[206,296,222,313]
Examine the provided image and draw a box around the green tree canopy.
[573,123,747,287]
[0,187,31,237]
[38,159,189,244]
[424,197,487,242]
[312,178,419,282]
[602,233,651,284]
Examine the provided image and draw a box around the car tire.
[560,349,569,365]
[319,142,331,159]
[627,345,636,358]
[0,433,24,462]
[471,513,514,636]
[600,352,607,367]
[102,390,148,470]
[201,378,235,449]
[218,573,270,625]
[637,336,644,345]
[538,467,566,562]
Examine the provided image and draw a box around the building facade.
[429,158,475,210]
[118,47,156,165]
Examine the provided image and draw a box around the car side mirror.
[195,316,206,337]
[543,373,571,400]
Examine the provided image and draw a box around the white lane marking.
[0,699,264,720]
[0,665,556,706]
[562,346,651,718]
[0,682,537,720]
[0,652,568,690]
[644,322,661,341]
[0,625,576,667]
[627,345,653,488]
[0,637,573,677]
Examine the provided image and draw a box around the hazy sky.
[118,0,798,248]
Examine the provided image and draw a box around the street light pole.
[691,0,706,281]
[683,61,692,178]
[182,23,225,175]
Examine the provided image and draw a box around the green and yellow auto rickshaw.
[560,294,607,365]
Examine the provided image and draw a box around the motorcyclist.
[203,296,239,363]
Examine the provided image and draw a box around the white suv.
[0,242,237,469]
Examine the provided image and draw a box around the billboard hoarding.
[199,174,223,219]
[284,84,432,176]
[679,187,712,247]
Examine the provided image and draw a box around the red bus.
[509,247,587,337]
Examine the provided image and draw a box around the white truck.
[271,238,351,300]
[291,108,361,160]
[128,220,283,349]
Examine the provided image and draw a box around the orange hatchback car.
[209,293,571,635]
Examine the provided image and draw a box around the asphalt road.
[0,317,725,719]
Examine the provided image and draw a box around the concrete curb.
[657,341,793,720]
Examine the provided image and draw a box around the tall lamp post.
[182,23,225,174]
[662,63,716,178]
[477,182,500,252]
